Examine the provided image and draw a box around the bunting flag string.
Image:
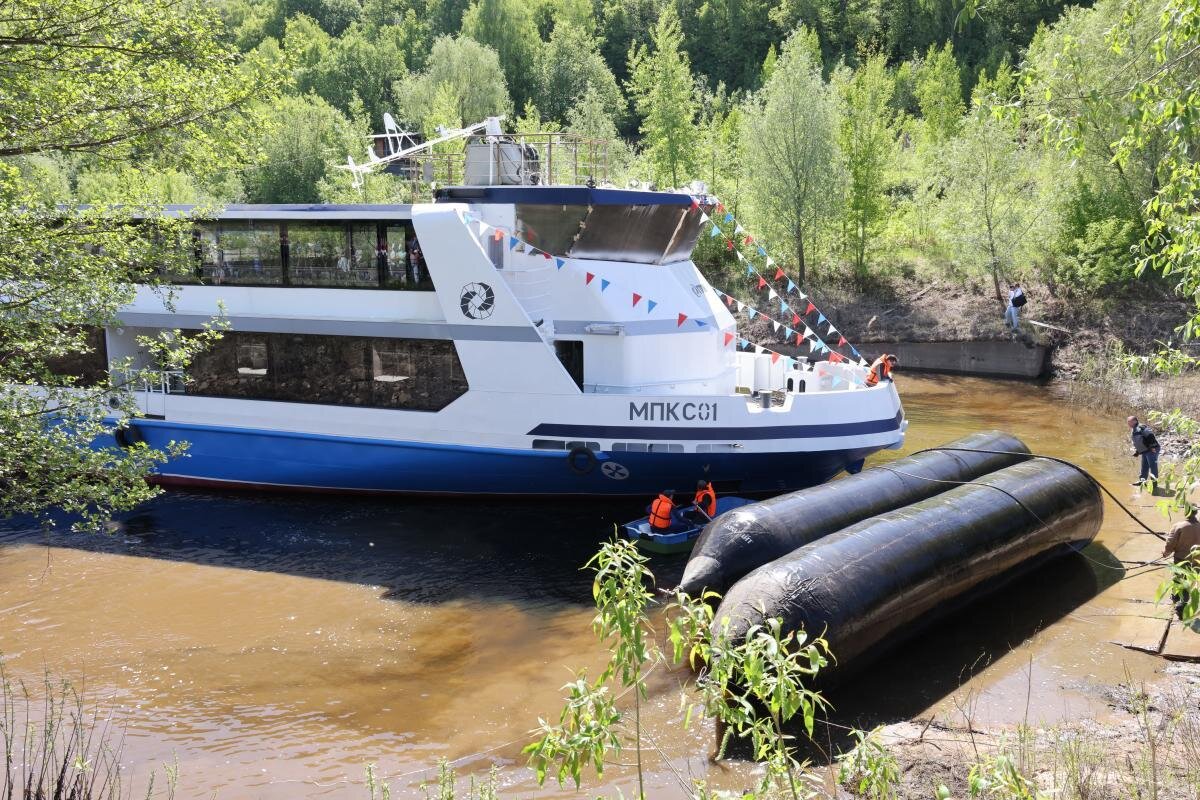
[696,197,865,364]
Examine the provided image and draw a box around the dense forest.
[7,0,1195,308]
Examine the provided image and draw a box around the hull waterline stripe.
[553,318,717,336]
[117,312,543,343]
[527,409,905,441]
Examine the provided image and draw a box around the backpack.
[1011,291,1027,308]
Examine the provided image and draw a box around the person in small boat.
[865,354,898,387]
[692,480,717,520]
[649,490,678,532]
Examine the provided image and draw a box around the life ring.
[567,446,596,475]
[114,424,145,448]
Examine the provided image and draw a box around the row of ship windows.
[159,220,433,291]
[530,440,740,453]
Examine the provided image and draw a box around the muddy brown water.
[0,375,1179,798]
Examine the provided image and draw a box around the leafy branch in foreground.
[525,537,833,800]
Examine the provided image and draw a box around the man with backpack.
[1005,282,1026,331]
[1127,415,1161,487]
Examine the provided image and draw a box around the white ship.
[95,119,905,495]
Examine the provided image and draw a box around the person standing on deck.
[1127,415,1160,487]
[1163,509,1200,619]
[1004,283,1026,332]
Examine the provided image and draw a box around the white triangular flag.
[808,339,818,353]
[827,323,836,336]
[803,325,815,339]
[736,251,745,261]
[768,288,778,300]
[736,301,745,312]
[477,220,488,236]
[772,320,781,332]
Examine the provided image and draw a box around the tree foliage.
[0,0,272,528]
[740,28,837,283]
[627,6,697,188]
[461,0,539,110]
[393,35,511,131]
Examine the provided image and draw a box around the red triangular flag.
[744,235,754,246]
[632,292,642,307]
[724,332,734,346]
[770,352,780,364]
[805,301,816,315]
[543,251,551,259]
[726,238,734,251]
[796,333,804,345]
[792,313,800,326]
[493,228,504,242]
[716,203,725,214]
[829,351,844,363]
[690,198,699,210]
[774,268,785,281]
[757,276,766,290]
[585,272,595,285]
[677,313,688,327]
[725,295,735,307]
[838,335,848,347]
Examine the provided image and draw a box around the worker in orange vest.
[649,490,677,531]
[865,354,898,387]
[693,479,717,518]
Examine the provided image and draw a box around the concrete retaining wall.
[861,340,1049,379]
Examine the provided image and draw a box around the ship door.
[555,340,584,391]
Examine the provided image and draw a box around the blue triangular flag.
[695,319,706,327]
[757,246,766,257]
[780,301,789,313]
[709,225,722,238]
[850,346,861,358]
[647,300,657,313]
[555,258,565,269]
[832,376,842,387]
[724,213,734,223]
[817,312,827,325]
[786,280,796,293]
[740,338,750,349]
[600,279,610,292]
[748,309,758,320]
[746,264,753,276]
[509,236,518,250]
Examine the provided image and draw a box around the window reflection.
[199,222,283,285]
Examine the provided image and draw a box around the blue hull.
[103,419,885,496]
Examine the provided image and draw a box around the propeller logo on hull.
[459,282,495,320]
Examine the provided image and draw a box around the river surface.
[0,375,1178,798]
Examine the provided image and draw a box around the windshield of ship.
[514,203,705,264]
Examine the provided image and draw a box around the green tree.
[533,23,625,126]
[740,27,838,283]
[461,0,540,110]
[837,53,899,282]
[915,42,964,145]
[393,35,512,130]
[935,112,1037,304]
[627,6,697,188]
[0,0,271,528]
[243,94,364,203]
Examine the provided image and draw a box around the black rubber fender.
[113,423,145,448]
[712,458,1102,680]
[567,446,596,475]
[678,431,1031,597]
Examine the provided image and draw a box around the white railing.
[735,351,866,395]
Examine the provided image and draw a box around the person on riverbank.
[1163,510,1200,619]
[865,354,898,387]
[1005,282,1026,331]
[1127,415,1160,486]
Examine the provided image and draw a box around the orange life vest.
[649,495,675,530]
[866,355,894,387]
[694,485,717,517]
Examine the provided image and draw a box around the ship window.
[611,442,648,452]
[382,223,434,290]
[236,337,269,376]
[696,444,739,452]
[532,439,566,450]
[288,223,378,288]
[566,441,600,451]
[199,222,283,285]
[554,340,584,390]
[647,443,684,453]
[185,332,467,411]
